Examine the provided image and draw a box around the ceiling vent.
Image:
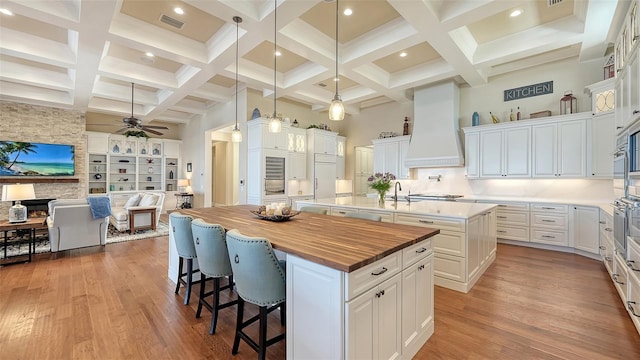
[547,0,564,7]
[318,83,327,87]
[160,14,184,29]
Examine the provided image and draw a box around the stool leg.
[232,298,244,355]
[258,305,268,360]
[196,273,206,318]
[184,258,193,305]
[210,277,221,335]
[280,302,286,326]
[175,257,183,294]
[228,275,234,293]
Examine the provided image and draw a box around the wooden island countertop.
[175,205,439,273]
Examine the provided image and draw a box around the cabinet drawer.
[484,201,529,212]
[531,203,568,213]
[601,235,615,274]
[613,254,628,303]
[358,209,394,223]
[432,230,466,258]
[530,228,568,246]
[345,251,402,301]
[394,213,465,232]
[331,206,354,217]
[627,238,640,280]
[627,275,640,331]
[402,238,433,268]
[434,253,465,283]
[496,226,529,242]
[530,213,568,229]
[495,211,529,226]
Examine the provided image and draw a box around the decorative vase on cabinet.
[472,112,479,126]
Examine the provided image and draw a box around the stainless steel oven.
[614,199,629,259]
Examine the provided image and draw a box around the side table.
[175,193,194,209]
[128,208,156,234]
[1,218,47,265]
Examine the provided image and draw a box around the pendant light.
[328,0,345,121]
[269,0,282,133]
[231,16,243,143]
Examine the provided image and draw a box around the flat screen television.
[0,141,75,176]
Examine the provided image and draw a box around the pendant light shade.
[269,0,282,133]
[329,0,344,121]
[232,16,243,143]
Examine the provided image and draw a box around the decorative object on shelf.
[94,173,102,180]
[250,209,300,222]
[148,167,153,173]
[560,90,577,114]
[530,110,552,119]
[378,131,398,139]
[510,109,515,121]
[146,186,154,190]
[292,119,299,128]
[517,107,521,120]
[186,163,192,172]
[503,80,553,101]
[2,183,36,223]
[146,176,152,181]
[368,172,396,206]
[92,160,102,163]
[403,116,410,135]
[118,169,126,173]
[231,15,243,143]
[169,170,174,179]
[168,162,176,166]
[126,148,132,154]
[167,183,173,191]
[118,159,130,163]
[146,158,153,164]
[123,130,150,139]
[141,148,147,154]
[152,148,160,155]
[328,0,345,121]
[472,112,479,126]
[251,107,261,120]
[490,112,499,124]
[110,185,115,191]
[112,144,120,153]
[269,0,282,133]
[603,53,615,80]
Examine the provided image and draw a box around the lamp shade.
[177,179,190,187]
[1,184,36,201]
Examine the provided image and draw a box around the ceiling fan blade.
[92,124,119,126]
[142,128,163,136]
[140,125,169,129]
[114,127,128,134]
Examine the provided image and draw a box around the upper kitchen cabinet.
[86,132,110,154]
[532,118,587,178]
[247,118,289,150]
[307,129,337,155]
[478,127,530,178]
[288,127,307,153]
[614,0,640,132]
[464,132,480,179]
[372,135,410,179]
[336,136,346,180]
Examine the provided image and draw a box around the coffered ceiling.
[0,0,622,127]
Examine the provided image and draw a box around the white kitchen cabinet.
[356,147,374,196]
[372,135,410,179]
[288,127,307,153]
[530,203,569,246]
[479,127,530,178]
[464,132,480,178]
[248,118,289,150]
[571,206,600,254]
[337,136,346,157]
[628,51,640,127]
[86,131,110,153]
[532,119,587,177]
[346,273,402,360]
[599,209,614,274]
[401,254,434,360]
[288,152,306,180]
[613,253,629,304]
[308,129,337,155]
[336,135,346,179]
[588,112,615,178]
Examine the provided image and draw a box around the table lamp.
[2,183,36,223]
[178,179,190,194]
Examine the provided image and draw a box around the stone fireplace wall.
[0,101,87,221]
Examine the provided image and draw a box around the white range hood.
[405,81,465,168]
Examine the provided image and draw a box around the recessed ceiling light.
[334,77,340,82]
[510,9,523,17]
[174,7,184,15]
[343,8,352,16]
[275,50,282,57]
[0,8,14,16]
[145,52,154,57]
[400,52,407,57]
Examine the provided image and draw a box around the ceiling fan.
[96,83,168,136]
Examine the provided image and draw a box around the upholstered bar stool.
[300,206,328,215]
[345,211,382,222]
[191,218,237,335]
[170,212,199,305]
[225,230,286,360]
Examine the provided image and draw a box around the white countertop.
[302,197,497,219]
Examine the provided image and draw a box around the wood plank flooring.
[0,237,638,359]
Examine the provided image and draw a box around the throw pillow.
[124,194,141,208]
[139,193,159,207]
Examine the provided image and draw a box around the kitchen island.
[297,197,498,293]
[168,205,440,360]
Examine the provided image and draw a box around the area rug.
[0,221,169,259]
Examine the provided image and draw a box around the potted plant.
[123,130,150,139]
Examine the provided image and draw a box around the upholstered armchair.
[47,199,109,252]
[109,192,165,232]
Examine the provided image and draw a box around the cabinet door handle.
[605,227,612,232]
[497,230,506,233]
[497,216,507,219]
[497,204,507,207]
[371,267,388,276]
[628,301,640,317]
[415,248,427,254]
[599,221,606,224]
[418,220,434,224]
[541,207,557,210]
[338,211,346,214]
[541,219,556,223]
[605,256,612,262]
[626,260,640,272]
[541,235,556,239]
[634,110,640,115]
[612,273,625,285]
[418,264,425,271]
[599,245,606,250]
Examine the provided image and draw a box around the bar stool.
[191,218,237,335]
[300,206,328,215]
[225,229,286,360]
[170,212,199,305]
[344,211,382,222]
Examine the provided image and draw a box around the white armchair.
[47,199,109,252]
[109,192,165,232]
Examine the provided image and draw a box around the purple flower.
[367,176,374,181]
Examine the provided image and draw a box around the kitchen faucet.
[394,181,402,202]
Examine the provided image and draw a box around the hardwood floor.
[1,238,638,359]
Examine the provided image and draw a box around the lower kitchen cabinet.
[571,206,600,254]
[401,255,434,360]
[613,253,629,304]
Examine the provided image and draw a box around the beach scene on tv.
[0,141,75,176]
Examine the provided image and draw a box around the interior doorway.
[203,128,239,208]
[354,146,373,196]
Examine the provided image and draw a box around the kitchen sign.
[504,81,553,102]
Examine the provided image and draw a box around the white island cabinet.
[297,197,498,293]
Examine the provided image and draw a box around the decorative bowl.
[250,210,300,222]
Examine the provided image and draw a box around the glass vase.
[377,191,386,206]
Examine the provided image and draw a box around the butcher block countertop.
[175,205,439,273]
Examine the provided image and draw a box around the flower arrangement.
[368,172,396,204]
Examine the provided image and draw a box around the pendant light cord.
[234,16,241,129]
[131,82,134,117]
[273,0,277,119]
[334,0,339,97]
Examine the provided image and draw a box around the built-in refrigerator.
[314,154,336,199]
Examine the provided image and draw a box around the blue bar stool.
[226,229,286,360]
[300,206,328,214]
[344,211,382,222]
[191,218,237,335]
[170,212,199,305]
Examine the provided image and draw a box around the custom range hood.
[405,81,465,168]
